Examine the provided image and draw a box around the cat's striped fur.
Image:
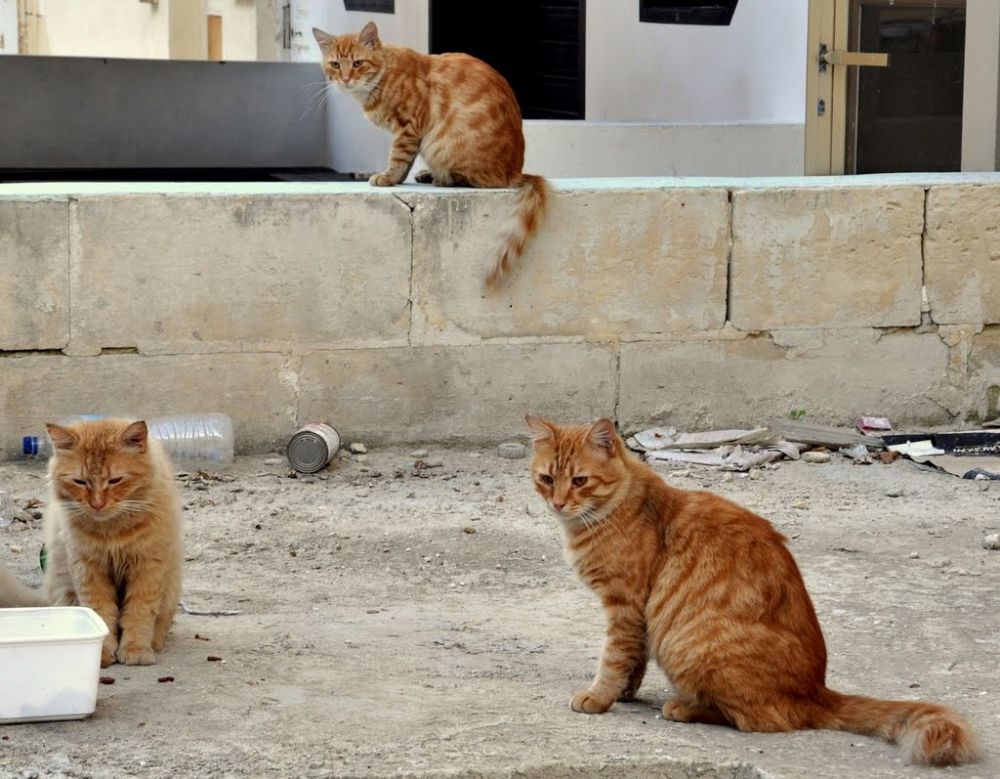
[313,21,549,288]
[527,415,980,767]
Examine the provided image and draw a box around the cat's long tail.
[485,173,550,288]
[817,688,980,766]
[0,564,46,608]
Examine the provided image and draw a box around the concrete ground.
[0,446,997,779]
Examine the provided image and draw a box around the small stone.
[983,533,1000,550]
[791,501,809,510]
[931,558,952,569]
[802,451,831,464]
[264,456,284,466]
[908,551,920,559]
[462,527,476,534]
[497,442,527,459]
[885,488,905,498]
[349,442,367,454]
[8,545,22,554]
[748,469,763,481]
[410,449,429,458]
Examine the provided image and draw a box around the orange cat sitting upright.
[313,21,549,288]
[0,419,182,667]
[526,415,980,767]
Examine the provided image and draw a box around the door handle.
[818,44,889,72]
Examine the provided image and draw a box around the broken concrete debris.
[982,533,1000,550]
[628,423,871,472]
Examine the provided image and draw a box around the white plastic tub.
[0,607,109,723]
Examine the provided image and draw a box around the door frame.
[806,0,1000,174]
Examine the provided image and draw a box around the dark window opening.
[0,168,353,184]
[640,0,740,26]
[430,0,585,120]
[343,0,395,13]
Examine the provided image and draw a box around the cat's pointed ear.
[119,421,149,451]
[525,414,556,445]
[586,418,618,454]
[45,423,79,451]
[312,27,335,49]
[358,20,381,49]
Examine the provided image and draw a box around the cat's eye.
[352,60,364,68]
[108,477,123,485]
[330,61,341,69]
[538,473,554,485]
[572,476,588,487]
[72,478,88,487]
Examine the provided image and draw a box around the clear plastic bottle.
[148,413,234,470]
[22,413,234,470]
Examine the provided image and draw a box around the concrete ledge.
[3,174,1000,454]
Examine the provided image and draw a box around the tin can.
[286,423,341,474]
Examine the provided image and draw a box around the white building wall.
[316,0,807,177]
[0,0,17,55]
[585,0,808,123]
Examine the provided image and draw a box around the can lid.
[22,436,38,456]
[286,431,330,474]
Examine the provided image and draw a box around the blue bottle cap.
[22,436,38,456]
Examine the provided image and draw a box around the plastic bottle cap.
[22,436,38,456]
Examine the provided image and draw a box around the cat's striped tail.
[818,688,980,766]
[485,173,550,288]
[0,564,45,608]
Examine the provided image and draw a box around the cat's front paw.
[571,689,612,714]
[101,639,118,668]
[116,643,156,666]
[369,173,397,187]
[415,169,434,184]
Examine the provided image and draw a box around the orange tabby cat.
[0,419,182,667]
[313,21,549,287]
[526,415,980,767]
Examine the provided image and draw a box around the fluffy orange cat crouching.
[0,419,182,667]
[313,21,549,288]
[526,415,980,767]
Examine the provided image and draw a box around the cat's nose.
[553,501,566,512]
[90,496,106,511]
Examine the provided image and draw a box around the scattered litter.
[179,601,243,617]
[720,446,782,472]
[983,534,1000,550]
[462,526,476,534]
[878,451,901,464]
[857,416,893,436]
[414,457,444,470]
[884,430,1000,479]
[157,676,175,684]
[885,488,905,498]
[8,544,22,554]
[646,450,724,467]
[791,501,809,510]
[99,676,115,685]
[908,552,920,559]
[206,656,223,662]
[349,442,368,454]
[286,423,340,474]
[802,451,831,464]
[263,456,284,466]
[194,634,211,641]
[887,440,945,459]
[771,421,877,449]
[497,442,527,459]
[632,427,677,451]
[409,449,429,458]
[841,444,872,464]
[983,418,1000,429]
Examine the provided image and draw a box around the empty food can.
[286,423,341,473]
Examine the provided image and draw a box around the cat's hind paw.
[415,169,434,184]
[369,173,398,187]
[571,689,612,714]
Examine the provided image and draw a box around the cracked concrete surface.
[0,446,996,778]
